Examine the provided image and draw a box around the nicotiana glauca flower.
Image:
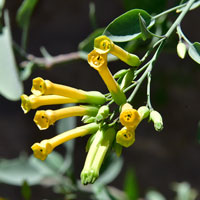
[94,35,141,67]
[117,105,150,147]
[81,127,115,184]
[88,49,126,105]
[31,77,106,105]
[119,103,141,129]
[21,94,79,114]
[31,123,99,161]
[149,110,164,132]
[34,105,99,130]
[116,127,135,148]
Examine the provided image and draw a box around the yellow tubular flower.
[116,127,135,148]
[120,103,141,128]
[21,94,79,114]
[94,35,141,67]
[88,49,126,105]
[34,105,99,130]
[31,123,99,161]
[31,77,106,105]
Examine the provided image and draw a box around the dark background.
[0,0,200,199]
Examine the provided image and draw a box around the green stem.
[153,3,187,19]
[177,25,192,45]
[127,0,195,103]
[127,42,164,102]
[147,69,153,110]
[165,0,196,38]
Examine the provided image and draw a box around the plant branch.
[153,2,187,19]
[20,51,81,68]
[165,0,196,38]
[147,69,153,110]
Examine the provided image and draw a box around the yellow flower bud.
[116,127,135,148]
[120,103,141,128]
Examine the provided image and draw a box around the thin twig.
[21,51,81,68]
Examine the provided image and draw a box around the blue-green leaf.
[188,42,200,64]
[123,168,139,200]
[103,9,154,42]
[92,184,119,200]
[0,0,5,17]
[20,62,35,81]
[172,182,198,200]
[0,11,23,100]
[0,155,44,186]
[0,152,64,186]
[16,0,38,28]
[145,190,166,200]
[95,153,123,185]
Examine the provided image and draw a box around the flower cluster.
[21,35,163,185]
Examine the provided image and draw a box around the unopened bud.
[96,105,110,122]
[177,42,187,59]
[137,106,150,120]
[82,115,96,124]
[149,110,163,132]
[114,69,128,79]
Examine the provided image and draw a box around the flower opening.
[120,103,141,128]
[116,127,135,148]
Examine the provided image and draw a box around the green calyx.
[82,105,99,116]
[85,91,106,105]
[127,53,141,67]
[110,87,127,105]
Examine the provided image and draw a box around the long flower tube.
[21,94,79,114]
[94,35,141,67]
[81,127,115,184]
[34,105,99,130]
[31,77,106,105]
[31,123,99,161]
[88,49,126,105]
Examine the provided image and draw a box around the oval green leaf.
[188,42,200,64]
[103,9,154,42]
